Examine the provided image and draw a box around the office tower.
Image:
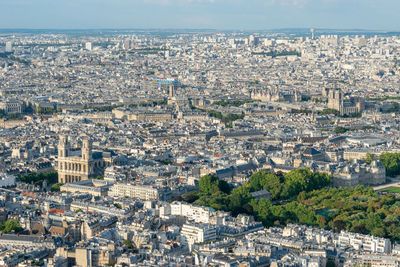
[123,39,131,50]
[5,42,12,52]
[249,35,259,46]
[85,42,92,51]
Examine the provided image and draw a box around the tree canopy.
[379,152,400,177]
[184,169,400,242]
[18,171,58,185]
[0,219,23,233]
[249,168,331,200]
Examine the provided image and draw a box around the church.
[327,88,365,116]
[57,135,113,183]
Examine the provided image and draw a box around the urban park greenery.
[378,152,400,177]
[0,219,23,233]
[182,169,400,242]
[18,171,58,185]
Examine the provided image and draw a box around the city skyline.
[0,0,400,31]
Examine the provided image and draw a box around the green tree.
[229,184,252,216]
[379,152,400,177]
[51,183,63,192]
[182,191,199,203]
[334,126,349,134]
[122,239,134,249]
[199,174,220,194]
[0,219,23,233]
[363,153,375,164]
[326,259,336,267]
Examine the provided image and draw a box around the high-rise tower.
[310,28,316,40]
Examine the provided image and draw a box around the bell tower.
[58,135,70,158]
[81,137,92,161]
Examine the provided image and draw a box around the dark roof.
[303,147,321,155]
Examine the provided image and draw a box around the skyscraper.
[249,35,259,46]
[5,42,12,53]
[85,42,92,51]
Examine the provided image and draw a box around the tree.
[218,179,231,194]
[182,191,199,203]
[363,153,375,164]
[334,126,348,134]
[332,220,346,232]
[379,152,400,177]
[122,239,134,249]
[229,184,252,216]
[326,259,336,267]
[320,108,340,116]
[208,191,229,211]
[199,174,220,194]
[0,219,22,233]
[19,171,58,185]
[51,183,63,192]
[108,259,116,266]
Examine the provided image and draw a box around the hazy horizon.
[1,0,399,31]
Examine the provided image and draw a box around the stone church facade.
[57,135,112,183]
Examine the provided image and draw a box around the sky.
[0,0,399,31]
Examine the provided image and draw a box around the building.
[168,201,212,223]
[338,230,391,254]
[0,99,24,114]
[327,88,365,116]
[123,39,131,50]
[5,41,12,53]
[0,234,55,249]
[56,246,115,267]
[60,179,111,196]
[345,255,400,267]
[127,111,173,121]
[249,35,260,46]
[181,223,217,250]
[57,135,112,183]
[0,173,16,187]
[142,78,179,97]
[109,183,171,201]
[85,42,92,51]
[333,160,386,187]
[251,87,301,103]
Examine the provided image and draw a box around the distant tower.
[123,39,131,50]
[58,135,70,158]
[81,137,92,161]
[328,88,343,113]
[168,84,176,98]
[5,42,12,53]
[85,42,92,51]
[310,28,316,40]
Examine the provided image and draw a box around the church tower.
[328,88,343,112]
[168,83,176,98]
[58,135,70,159]
[81,137,92,161]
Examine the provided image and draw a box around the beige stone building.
[57,135,112,183]
[327,88,365,116]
